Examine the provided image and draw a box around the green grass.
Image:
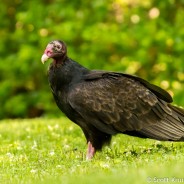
[0,118,184,184]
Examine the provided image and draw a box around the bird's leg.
[86,141,96,160]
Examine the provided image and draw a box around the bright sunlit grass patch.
[0,118,184,184]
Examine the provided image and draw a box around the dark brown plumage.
[41,40,184,159]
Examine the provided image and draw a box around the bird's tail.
[168,104,184,141]
[139,104,184,141]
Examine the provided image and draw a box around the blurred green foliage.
[0,0,184,119]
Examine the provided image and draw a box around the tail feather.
[139,104,184,141]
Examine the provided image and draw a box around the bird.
[41,40,184,159]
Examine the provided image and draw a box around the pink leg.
[86,141,96,160]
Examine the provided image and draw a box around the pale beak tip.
[41,54,49,64]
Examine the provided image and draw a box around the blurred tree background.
[0,0,184,119]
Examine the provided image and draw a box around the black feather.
[43,41,184,156]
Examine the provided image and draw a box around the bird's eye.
[55,44,62,51]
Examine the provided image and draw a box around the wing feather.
[84,71,173,103]
[68,71,184,141]
[68,72,163,133]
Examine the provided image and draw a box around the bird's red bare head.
[41,40,67,64]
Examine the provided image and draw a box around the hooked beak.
[41,54,49,64]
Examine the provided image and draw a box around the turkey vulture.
[41,40,184,159]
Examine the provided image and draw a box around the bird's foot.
[86,141,95,160]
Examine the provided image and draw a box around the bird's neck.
[48,57,89,90]
[52,54,67,66]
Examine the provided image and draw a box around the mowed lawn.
[0,118,184,184]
